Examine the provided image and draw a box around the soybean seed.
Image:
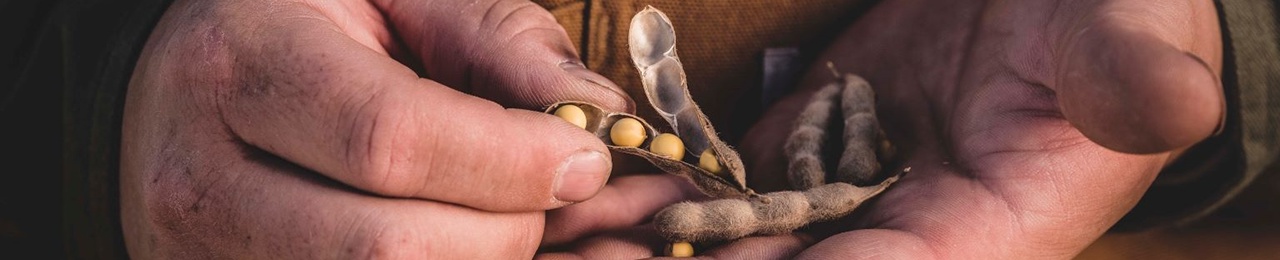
[666,241,694,257]
[698,149,722,174]
[610,118,646,147]
[554,105,588,129]
[650,133,685,161]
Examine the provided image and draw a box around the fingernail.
[560,60,621,90]
[559,60,636,112]
[553,151,611,202]
[1185,52,1227,136]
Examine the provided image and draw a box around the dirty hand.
[729,0,1224,258]
[120,0,641,258]
[529,0,1223,258]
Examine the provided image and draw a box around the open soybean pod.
[628,6,752,198]
[545,102,753,199]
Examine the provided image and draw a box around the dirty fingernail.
[553,151,611,202]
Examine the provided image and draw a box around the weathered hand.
[733,0,1224,258]
[539,0,1225,258]
[120,0,635,258]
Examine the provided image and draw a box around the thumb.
[1053,12,1224,154]
[375,0,635,113]
[217,6,615,213]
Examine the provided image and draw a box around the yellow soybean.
[666,241,694,257]
[554,105,588,129]
[610,118,646,147]
[698,149,722,174]
[649,133,685,160]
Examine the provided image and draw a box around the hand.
[539,0,1224,258]
[735,0,1224,258]
[120,0,635,258]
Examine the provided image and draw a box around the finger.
[537,225,666,260]
[1052,1,1223,154]
[548,231,812,259]
[219,6,610,211]
[121,147,544,259]
[533,253,584,260]
[373,0,634,113]
[700,234,815,260]
[543,174,707,245]
[794,229,931,259]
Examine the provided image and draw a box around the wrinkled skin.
[118,0,689,258]
[543,0,1223,259]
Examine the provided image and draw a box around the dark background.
[3,0,1278,259]
[2,0,70,258]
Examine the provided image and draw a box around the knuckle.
[595,88,635,113]
[126,146,244,256]
[484,1,558,32]
[343,91,420,196]
[476,0,565,47]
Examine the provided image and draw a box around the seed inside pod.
[665,241,694,257]
[650,133,685,161]
[554,104,588,129]
[610,118,647,147]
[698,149,721,174]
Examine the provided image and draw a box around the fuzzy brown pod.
[654,178,898,242]
[653,73,901,243]
[544,102,753,199]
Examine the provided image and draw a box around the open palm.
[534,0,1223,258]
[728,0,1225,258]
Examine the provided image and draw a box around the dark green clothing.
[2,0,171,258]
[1219,0,1280,216]
[0,0,1276,257]
[1117,0,1280,231]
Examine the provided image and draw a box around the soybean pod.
[545,6,904,249]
